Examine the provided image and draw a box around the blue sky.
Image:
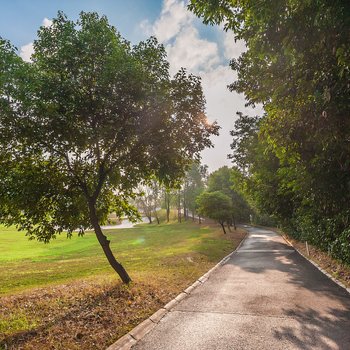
[0,0,259,171]
[0,0,162,47]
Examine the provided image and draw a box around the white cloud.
[199,65,262,170]
[142,0,261,171]
[20,42,34,62]
[166,26,219,75]
[19,17,52,62]
[223,31,246,60]
[42,17,53,28]
[152,0,194,43]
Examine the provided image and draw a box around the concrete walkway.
[133,226,350,350]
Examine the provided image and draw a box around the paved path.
[133,226,350,350]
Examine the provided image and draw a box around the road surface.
[133,226,350,350]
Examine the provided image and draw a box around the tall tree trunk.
[166,195,170,222]
[220,222,227,234]
[178,190,182,223]
[183,184,187,220]
[232,214,237,230]
[166,193,170,223]
[178,207,182,223]
[154,209,160,224]
[88,201,131,284]
[166,207,170,222]
[198,214,201,224]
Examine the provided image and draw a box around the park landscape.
[1,0,350,349]
[0,217,246,349]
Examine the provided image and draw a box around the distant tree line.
[134,163,253,234]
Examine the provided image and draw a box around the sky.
[0,0,261,172]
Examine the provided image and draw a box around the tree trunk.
[165,191,170,223]
[232,214,237,230]
[178,207,182,223]
[154,210,160,224]
[148,215,152,224]
[178,191,182,223]
[166,207,170,222]
[166,200,170,222]
[198,214,201,224]
[88,201,131,284]
[220,222,227,234]
[183,185,187,220]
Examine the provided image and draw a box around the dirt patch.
[0,278,176,350]
[0,225,246,350]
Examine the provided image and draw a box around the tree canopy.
[196,191,233,233]
[0,11,219,282]
[190,0,350,262]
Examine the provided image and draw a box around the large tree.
[189,0,350,261]
[0,12,219,283]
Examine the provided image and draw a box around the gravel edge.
[106,230,249,350]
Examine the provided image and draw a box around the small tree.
[184,162,207,221]
[196,191,233,233]
[207,166,251,227]
[135,181,161,224]
[0,12,219,283]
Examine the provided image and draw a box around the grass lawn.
[0,221,246,350]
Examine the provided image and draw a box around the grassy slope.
[0,221,246,350]
[0,222,233,294]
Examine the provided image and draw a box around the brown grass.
[0,226,246,350]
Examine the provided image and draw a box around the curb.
[106,229,249,350]
[282,235,350,296]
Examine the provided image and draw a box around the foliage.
[189,0,350,262]
[182,162,208,219]
[196,191,233,233]
[207,165,251,223]
[0,12,219,282]
[135,181,162,224]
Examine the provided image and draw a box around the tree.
[189,0,350,262]
[182,162,207,221]
[207,166,251,226]
[196,191,233,233]
[162,187,176,223]
[0,12,219,283]
[135,181,161,224]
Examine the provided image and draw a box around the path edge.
[106,229,249,350]
[282,234,350,296]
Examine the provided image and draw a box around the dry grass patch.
[0,223,246,350]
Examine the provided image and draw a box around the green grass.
[0,311,37,336]
[0,221,235,294]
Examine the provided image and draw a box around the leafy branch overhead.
[189,0,350,262]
